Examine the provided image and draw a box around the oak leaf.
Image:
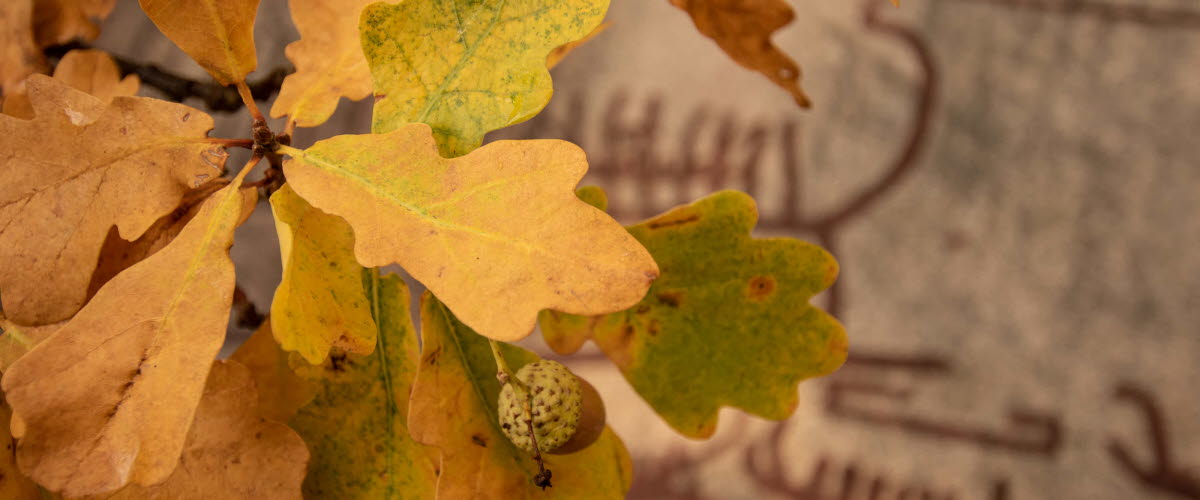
[360,0,609,156]
[31,0,116,47]
[546,22,609,70]
[138,0,260,85]
[0,174,255,497]
[0,75,225,325]
[412,293,633,499]
[282,123,658,342]
[269,183,377,364]
[105,360,309,500]
[289,273,439,498]
[0,315,61,372]
[0,0,45,96]
[0,400,39,500]
[4,48,139,121]
[270,0,385,128]
[230,318,315,423]
[671,0,811,107]
[541,190,847,437]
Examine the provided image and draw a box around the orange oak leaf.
[0,75,225,325]
[270,0,385,128]
[280,123,658,342]
[230,318,316,423]
[138,0,260,85]
[31,0,116,47]
[105,360,309,500]
[0,172,254,498]
[0,0,46,96]
[0,399,39,500]
[671,0,811,107]
[4,48,140,119]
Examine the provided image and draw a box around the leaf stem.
[236,80,265,122]
[276,145,303,158]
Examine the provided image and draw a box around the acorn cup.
[497,360,606,455]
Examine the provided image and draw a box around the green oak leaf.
[288,272,439,498]
[360,0,609,156]
[541,189,847,438]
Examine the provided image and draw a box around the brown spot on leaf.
[423,346,442,366]
[647,213,700,229]
[747,275,776,300]
[648,320,661,336]
[655,291,683,307]
[328,353,349,372]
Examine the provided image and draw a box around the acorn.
[497,360,606,455]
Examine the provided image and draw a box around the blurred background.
[89,0,1200,498]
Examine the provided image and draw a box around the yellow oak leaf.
[0,0,45,96]
[541,190,846,437]
[138,0,260,85]
[280,123,658,342]
[0,400,39,500]
[412,293,633,499]
[360,0,609,156]
[270,183,377,364]
[289,272,439,498]
[270,0,385,128]
[4,48,140,120]
[671,0,811,108]
[106,360,309,500]
[230,318,316,423]
[0,171,255,498]
[0,75,225,325]
[31,0,116,47]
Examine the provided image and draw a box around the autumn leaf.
[270,0,385,128]
[360,0,609,156]
[5,48,139,122]
[671,0,811,108]
[0,400,39,500]
[541,190,847,438]
[138,0,260,85]
[0,0,45,96]
[0,173,255,497]
[288,272,438,498]
[412,293,633,499]
[0,315,61,372]
[229,318,315,422]
[269,183,377,364]
[281,123,657,342]
[0,75,225,325]
[106,360,309,500]
[31,0,116,47]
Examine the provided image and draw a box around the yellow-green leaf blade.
[0,174,254,497]
[282,123,657,342]
[138,0,260,85]
[270,183,377,364]
[412,293,632,499]
[360,0,609,156]
[270,0,382,127]
[289,273,439,499]
[541,190,847,438]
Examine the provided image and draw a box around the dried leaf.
[4,48,141,120]
[270,0,384,128]
[546,22,609,69]
[0,0,45,96]
[138,0,260,85]
[360,0,609,156]
[671,0,811,107]
[106,360,309,500]
[412,293,633,499]
[0,316,61,372]
[289,273,438,498]
[282,123,658,342]
[541,190,847,437]
[0,174,255,497]
[0,75,224,325]
[269,184,377,364]
[229,318,315,422]
[0,400,39,500]
[32,0,116,47]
